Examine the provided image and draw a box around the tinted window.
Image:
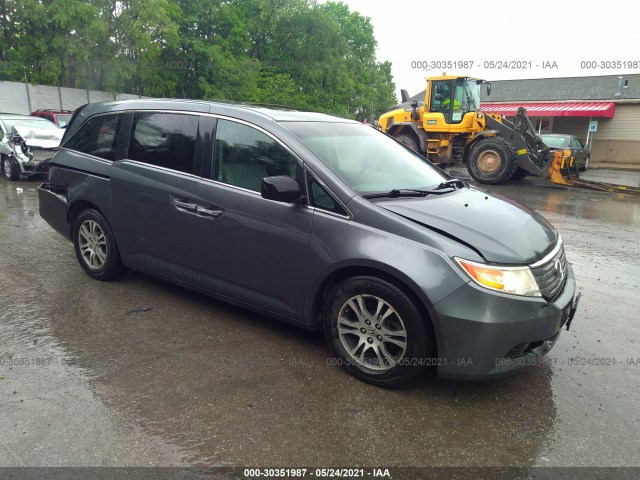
[214,120,298,192]
[128,112,198,174]
[570,138,581,148]
[64,114,122,161]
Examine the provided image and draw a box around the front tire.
[467,137,518,184]
[73,209,125,281]
[323,276,431,388]
[2,155,21,181]
[511,167,530,180]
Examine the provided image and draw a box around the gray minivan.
[38,100,579,387]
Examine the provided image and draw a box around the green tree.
[0,0,396,120]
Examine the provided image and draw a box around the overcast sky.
[331,0,639,99]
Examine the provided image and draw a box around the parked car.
[38,100,579,387]
[0,114,64,180]
[540,133,591,171]
[31,109,75,128]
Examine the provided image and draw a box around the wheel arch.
[387,123,428,153]
[310,264,439,357]
[67,200,110,242]
[463,131,499,160]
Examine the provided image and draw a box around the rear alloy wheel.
[73,209,125,280]
[324,276,430,388]
[467,137,518,184]
[2,155,21,181]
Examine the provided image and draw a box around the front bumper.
[20,158,51,176]
[432,265,578,380]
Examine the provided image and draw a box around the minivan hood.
[378,188,557,264]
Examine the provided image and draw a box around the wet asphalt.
[0,169,639,472]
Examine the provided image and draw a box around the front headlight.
[454,258,541,297]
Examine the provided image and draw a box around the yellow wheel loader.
[378,74,551,184]
[378,74,640,195]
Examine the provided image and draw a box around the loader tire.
[395,134,420,154]
[467,137,518,184]
[511,168,530,180]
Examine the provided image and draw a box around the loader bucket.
[548,150,578,186]
[547,150,640,195]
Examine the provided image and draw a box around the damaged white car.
[0,115,64,181]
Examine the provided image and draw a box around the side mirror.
[486,83,492,96]
[261,176,305,203]
[400,89,410,103]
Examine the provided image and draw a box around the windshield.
[284,122,446,193]
[56,114,73,128]
[460,80,481,111]
[540,135,569,148]
[5,118,60,131]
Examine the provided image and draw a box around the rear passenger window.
[63,114,122,161]
[128,112,198,174]
[214,120,298,192]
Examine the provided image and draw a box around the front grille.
[531,243,568,300]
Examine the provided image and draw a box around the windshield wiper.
[435,178,467,190]
[362,187,455,199]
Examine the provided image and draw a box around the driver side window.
[430,81,452,113]
[214,120,299,192]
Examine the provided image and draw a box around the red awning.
[480,102,616,118]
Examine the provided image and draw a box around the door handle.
[196,205,223,218]
[173,198,197,211]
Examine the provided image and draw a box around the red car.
[31,109,74,128]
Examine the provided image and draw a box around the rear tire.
[467,137,518,184]
[73,209,125,281]
[323,276,431,388]
[395,133,420,154]
[2,155,21,181]
[580,156,590,171]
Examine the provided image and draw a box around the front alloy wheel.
[337,294,408,370]
[324,276,431,388]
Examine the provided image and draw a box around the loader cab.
[428,78,481,125]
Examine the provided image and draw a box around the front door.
[194,118,313,320]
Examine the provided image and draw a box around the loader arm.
[483,108,550,176]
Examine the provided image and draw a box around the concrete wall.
[0,81,149,115]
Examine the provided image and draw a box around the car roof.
[0,114,59,125]
[32,110,73,113]
[76,99,356,124]
[540,133,572,138]
[0,114,52,120]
